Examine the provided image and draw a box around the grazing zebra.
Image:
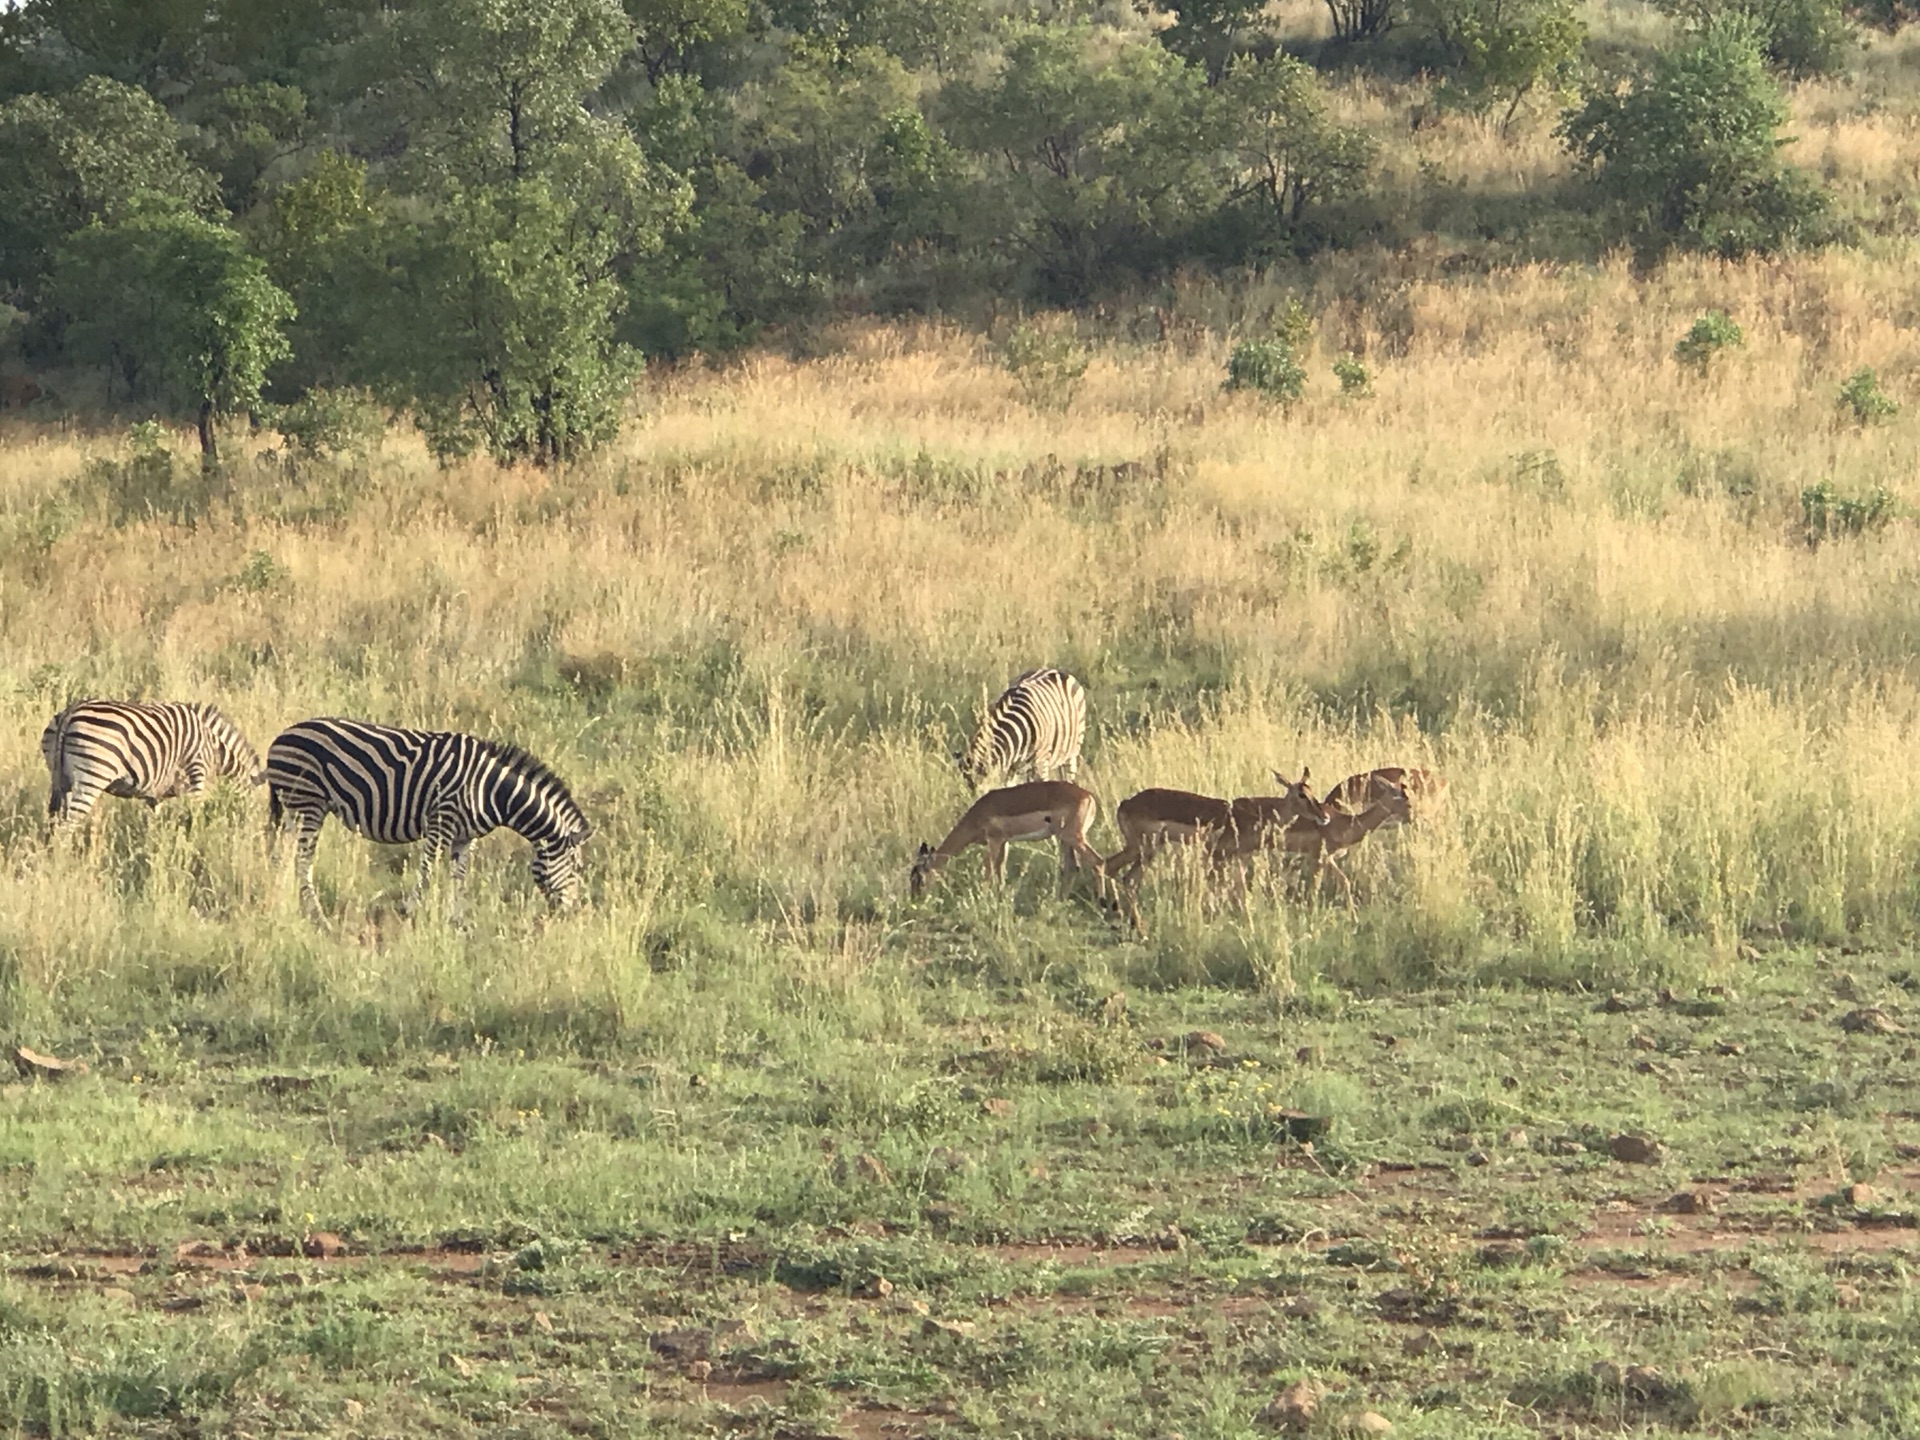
[42,700,262,826]
[957,667,1088,790]
[265,717,590,921]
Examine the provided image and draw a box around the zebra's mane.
[475,737,589,832]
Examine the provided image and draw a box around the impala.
[1105,771,1327,885]
[909,781,1105,899]
[1232,775,1411,903]
[1323,766,1447,824]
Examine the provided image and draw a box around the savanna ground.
[11,232,1920,1434]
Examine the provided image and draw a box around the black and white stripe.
[265,717,590,919]
[958,667,1088,789]
[42,700,262,825]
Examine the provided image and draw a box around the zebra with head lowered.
[957,667,1088,791]
[265,717,590,922]
[42,700,262,826]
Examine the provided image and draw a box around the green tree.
[1410,0,1585,129]
[1218,54,1376,237]
[624,0,750,81]
[1159,0,1270,84]
[52,207,293,461]
[190,81,309,214]
[942,26,1228,301]
[0,76,220,299]
[377,181,642,463]
[372,0,636,187]
[1559,18,1829,255]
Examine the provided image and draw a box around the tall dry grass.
[5,246,1920,1045]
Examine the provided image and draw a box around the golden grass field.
[4,243,1920,1039]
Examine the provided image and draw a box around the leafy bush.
[1837,367,1899,426]
[1333,354,1374,396]
[1411,0,1586,128]
[1655,0,1857,77]
[996,321,1090,410]
[1226,339,1307,401]
[1799,478,1900,544]
[83,421,222,527]
[271,387,386,463]
[1674,311,1745,373]
[1560,19,1830,256]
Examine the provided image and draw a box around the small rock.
[1624,1365,1665,1397]
[1371,1032,1399,1048]
[1599,993,1641,1014]
[1834,1282,1864,1309]
[1028,1159,1050,1180]
[854,1274,894,1299]
[1099,991,1128,1024]
[649,1327,710,1361]
[1083,1118,1110,1137]
[233,1282,268,1304]
[101,1286,137,1309]
[1629,1033,1657,1051]
[1846,1182,1880,1209]
[920,1317,976,1340]
[343,1398,364,1419]
[1185,1030,1227,1056]
[302,1231,347,1259]
[1550,1136,1587,1156]
[1501,1074,1519,1090]
[1501,1127,1529,1148]
[1660,1190,1709,1215]
[1840,1007,1903,1035]
[1349,1414,1393,1436]
[1281,1296,1321,1319]
[1713,1040,1746,1056]
[855,1152,892,1185]
[1402,1331,1439,1357]
[1476,1240,1526,1269]
[1738,943,1762,963]
[686,1359,713,1383]
[1590,1360,1624,1387]
[532,1310,553,1332]
[1608,1134,1663,1164]
[923,1203,963,1229]
[982,1097,1016,1119]
[1259,1379,1323,1433]
[1465,1149,1491,1167]
[1295,1046,1323,1065]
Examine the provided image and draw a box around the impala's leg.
[1324,854,1356,910]
[985,841,1007,885]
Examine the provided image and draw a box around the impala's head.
[531,831,589,910]
[1270,766,1330,827]
[1376,777,1412,826]
[909,842,947,900]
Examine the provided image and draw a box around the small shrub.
[270,386,386,463]
[1800,478,1900,544]
[83,420,221,526]
[1226,340,1307,402]
[1837,366,1899,426]
[1674,311,1745,374]
[1333,354,1374,397]
[996,321,1089,411]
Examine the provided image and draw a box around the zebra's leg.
[292,815,327,923]
[446,839,473,926]
[402,822,454,918]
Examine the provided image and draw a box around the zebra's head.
[531,832,589,910]
[202,706,264,784]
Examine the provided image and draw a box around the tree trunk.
[198,398,218,465]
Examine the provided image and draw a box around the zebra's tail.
[267,786,284,828]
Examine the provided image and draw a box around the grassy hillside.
[5,251,1920,1433]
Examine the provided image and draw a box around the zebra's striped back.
[266,717,590,910]
[959,668,1088,789]
[42,699,262,824]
